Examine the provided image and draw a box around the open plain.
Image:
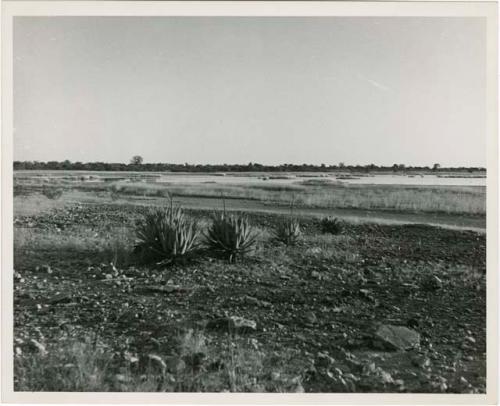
[13,171,486,392]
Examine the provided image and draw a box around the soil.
[13,203,486,393]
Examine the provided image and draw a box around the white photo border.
[1,1,498,404]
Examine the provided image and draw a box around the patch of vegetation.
[272,217,302,246]
[320,216,344,235]
[134,203,199,265]
[41,186,63,200]
[205,211,258,262]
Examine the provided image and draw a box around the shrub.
[41,186,63,200]
[205,212,258,262]
[320,216,344,235]
[272,217,301,245]
[134,204,199,264]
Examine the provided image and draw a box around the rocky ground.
[13,203,486,392]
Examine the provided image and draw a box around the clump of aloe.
[205,197,258,262]
[134,197,199,264]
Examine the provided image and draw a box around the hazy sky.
[14,17,486,166]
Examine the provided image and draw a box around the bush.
[41,186,63,200]
[134,204,199,264]
[272,217,301,245]
[320,216,344,235]
[205,212,258,262]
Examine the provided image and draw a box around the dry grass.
[90,181,486,215]
[14,226,133,268]
[14,330,303,392]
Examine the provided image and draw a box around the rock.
[28,339,47,356]
[244,295,272,308]
[315,352,335,369]
[422,275,443,291]
[373,324,420,351]
[115,374,130,383]
[123,352,139,364]
[146,354,167,374]
[411,355,431,369]
[165,356,186,374]
[465,336,476,344]
[287,376,305,393]
[305,311,318,325]
[406,317,420,329]
[231,316,258,333]
[206,316,257,334]
[379,370,394,384]
[49,294,73,305]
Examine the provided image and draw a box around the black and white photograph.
[1,0,498,402]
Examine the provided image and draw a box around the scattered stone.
[379,370,394,384]
[36,265,52,274]
[288,376,305,393]
[305,311,318,325]
[465,336,476,344]
[231,316,258,333]
[373,324,420,351]
[243,295,272,308]
[28,339,47,356]
[315,352,335,369]
[115,374,130,383]
[422,275,443,291]
[165,356,186,374]
[206,316,257,334]
[146,354,167,374]
[411,355,431,369]
[49,294,73,305]
[123,352,139,364]
[359,288,373,299]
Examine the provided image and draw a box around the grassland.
[15,173,486,216]
[13,180,486,393]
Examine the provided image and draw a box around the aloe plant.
[134,202,199,264]
[205,211,258,262]
[320,216,344,235]
[272,217,301,245]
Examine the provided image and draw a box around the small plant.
[41,186,63,200]
[272,198,302,245]
[205,211,258,262]
[272,217,301,245]
[134,201,199,264]
[320,216,344,235]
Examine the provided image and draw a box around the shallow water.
[15,170,486,187]
[155,173,486,187]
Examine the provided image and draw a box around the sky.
[13,17,486,166]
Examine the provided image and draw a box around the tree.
[432,163,441,171]
[130,155,143,165]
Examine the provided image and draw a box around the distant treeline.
[13,160,486,173]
